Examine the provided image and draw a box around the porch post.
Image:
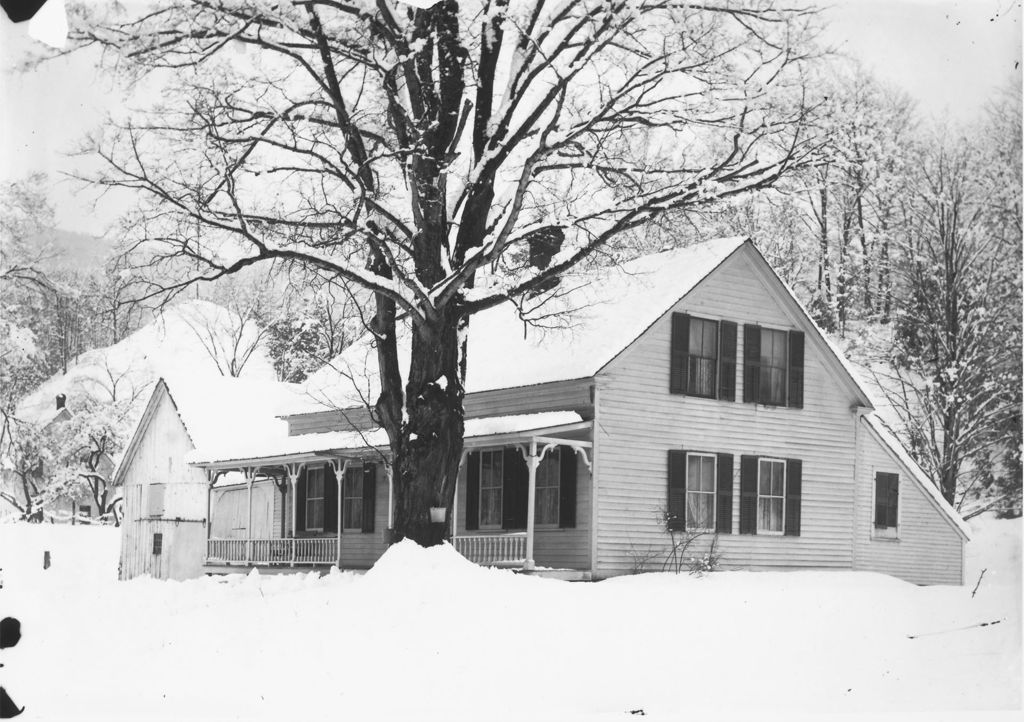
[285,462,303,567]
[245,467,255,564]
[453,449,468,541]
[329,459,350,568]
[525,440,538,571]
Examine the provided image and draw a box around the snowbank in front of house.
[0,515,1019,721]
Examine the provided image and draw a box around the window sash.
[685,453,717,530]
[306,468,325,531]
[757,459,786,533]
[479,451,503,528]
[687,318,719,398]
[535,449,561,525]
[343,467,363,530]
[759,328,788,405]
[874,473,899,530]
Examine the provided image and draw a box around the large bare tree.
[68,0,820,544]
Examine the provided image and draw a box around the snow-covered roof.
[186,410,584,465]
[862,412,971,540]
[294,237,749,414]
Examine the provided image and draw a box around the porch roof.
[186,411,587,469]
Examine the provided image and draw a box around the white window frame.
[342,466,363,531]
[872,470,901,540]
[479,450,504,530]
[306,466,326,532]
[535,448,561,528]
[757,457,786,535]
[687,316,720,399]
[685,452,718,532]
[758,326,789,406]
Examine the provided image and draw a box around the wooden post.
[205,469,215,563]
[328,458,350,569]
[245,468,254,564]
[285,462,304,567]
[525,440,538,571]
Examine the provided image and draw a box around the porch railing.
[206,537,337,565]
[452,533,527,566]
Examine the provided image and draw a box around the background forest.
[0,13,1020,523]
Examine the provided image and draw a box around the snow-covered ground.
[1,516,1019,721]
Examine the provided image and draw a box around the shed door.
[212,483,275,538]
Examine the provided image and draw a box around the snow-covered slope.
[0,514,1018,719]
[16,300,278,430]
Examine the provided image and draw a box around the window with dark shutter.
[719,322,738,401]
[716,453,733,534]
[784,459,802,536]
[667,450,687,531]
[325,466,339,533]
[342,466,363,531]
[305,466,326,531]
[465,451,480,531]
[743,325,806,408]
[502,448,529,530]
[536,448,560,525]
[739,455,758,534]
[558,447,578,529]
[874,472,899,536]
[296,470,307,533]
[686,318,718,398]
[670,313,690,394]
[685,452,716,530]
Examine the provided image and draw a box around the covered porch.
[188,413,593,575]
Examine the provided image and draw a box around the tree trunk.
[387,308,467,546]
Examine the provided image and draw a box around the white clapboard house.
[116,237,969,584]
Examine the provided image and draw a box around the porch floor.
[203,561,591,580]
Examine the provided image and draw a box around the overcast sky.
[0,0,1020,236]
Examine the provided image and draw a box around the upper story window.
[743,325,804,409]
[670,313,737,401]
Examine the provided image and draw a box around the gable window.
[757,458,786,534]
[686,453,717,530]
[760,329,788,405]
[535,448,561,526]
[874,472,899,538]
[479,450,504,528]
[343,466,364,530]
[743,326,804,408]
[687,318,719,397]
[306,467,325,532]
[670,314,737,401]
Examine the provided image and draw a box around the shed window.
[874,472,899,537]
[306,467,325,532]
[757,459,786,534]
[535,449,561,526]
[147,484,165,518]
[343,466,363,531]
[152,533,163,555]
[479,450,504,528]
[760,328,789,406]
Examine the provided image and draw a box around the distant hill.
[26,227,119,275]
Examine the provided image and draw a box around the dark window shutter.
[875,472,898,528]
[503,448,529,530]
[670,313,691,394]
[324,465,338,533]
[719,321,737,401]
[788,331,805,409]
[739,455,758,534]
[784,458,802,536]
[715,453,733,534]
[667,449,687,531]
[559,447,577,529]
[743,325,761,403]
[887,474,899,528]
[465,452,480,531]
[362,463,376,533]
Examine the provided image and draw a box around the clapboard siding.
[455,448,592,570]
[853,421,964,585]
[284,379,594,436]
[593,250,863,577]
[119,385,208,581]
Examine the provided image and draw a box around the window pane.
[687,456,702,490]
[701,457,715,492]
[686,492,714,529]
[537,487,558,525]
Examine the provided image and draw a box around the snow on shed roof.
[186,411,583,465]
[862,412,971,540]
[294,236,748,414]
